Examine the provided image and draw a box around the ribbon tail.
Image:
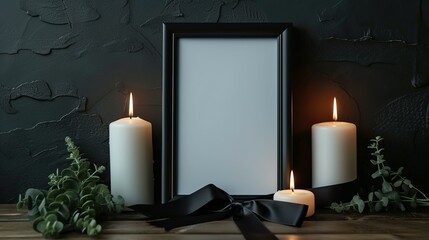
[244,199,308,227]
[233,207,278,240]
[150,211,231,231]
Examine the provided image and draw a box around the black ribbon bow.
[130,184,308,240]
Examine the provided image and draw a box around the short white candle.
[274,171,315,217]
[312,97,357,188]
[109,93,154,206]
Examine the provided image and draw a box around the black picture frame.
[162,23,292,202]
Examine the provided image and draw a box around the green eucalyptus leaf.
[357,199,365,213]
[72,211,80,223]
[403,179,411,185]
[375,202,383,211]
[52,221,64,232]
[55,193,71,205]
[57,204,70,221]
[61,169,77,178]
[382,181,393,193]
[113,195,125,213]
[87,223,102,236]
[70,162,79,171]
[17,136,123,238]
[28,206,40,219]
[82,200,95,210]
[381,197,389,207]
[334,206,343,213]
[86,208,96,218]
[37,198,46,211]
[82,181,96,189]
[371,171,381,179]
[370,160,377,165]
[39,207,47,217]
[80,161,90,171]
[45,213,57,222]
[65,190,79,201]
[352,194,360,202]
[402,183,411,193]
[81,186,93,196]
[87,175,101,183]
[95,193,107,204]
[76,218,84,231]
[368,192,374,202]
[16,201,24,209]
[374,191,383,200]
[381,169,390,177]
[62,178,79,191]
[89,219,97,228]
[47,189,64,201]
[377,159,386,164]
[78,171,90,180]
[32,216,46,233]
[390,191,401,202]
[80,194,94,203]
[397,202,406,211]
[393,180,402,187]
[25,188,44,198]
[87,227,97,236]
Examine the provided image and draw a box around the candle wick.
[292,188,294,193]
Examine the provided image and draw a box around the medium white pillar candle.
[274,171,315,217]
[312,97,356,188]
[109,93,154,206]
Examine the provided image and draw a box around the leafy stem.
[331,136,429,213]
[17,137,124,238]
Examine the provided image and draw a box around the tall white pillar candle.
[109,93,154,206]
[312,98,356,188]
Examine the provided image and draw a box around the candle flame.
[333,97,337,121]
[290,170,295,192]
[129,92,134,118]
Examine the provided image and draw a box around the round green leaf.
[375,202,383,211]
[62,178,79,190]
[357,200,365,213]
[381,197,389,207]
[32,216,46,233]
[52,221,64,232]
[382,181,393,193]
[45,213,57,222]
[393,180,402,187]
[368,192,374,201]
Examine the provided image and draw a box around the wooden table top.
[1,204,428,239]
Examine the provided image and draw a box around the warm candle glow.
[129,92,134,118]
[290,170,295,192]
[274,170,315,217]
[333,97,337,121]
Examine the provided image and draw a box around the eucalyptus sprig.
[331,136,429,213]
[17,137,124,238]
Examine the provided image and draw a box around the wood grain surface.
[1,205,428,239]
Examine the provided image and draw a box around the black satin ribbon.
[130,184,308,240]
[310,180,357,207]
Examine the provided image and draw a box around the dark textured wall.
[1,0,428,203]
